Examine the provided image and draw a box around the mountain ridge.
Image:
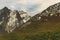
[30,2,60,22]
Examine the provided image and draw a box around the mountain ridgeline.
[31,2,60,22]
[0,7,30,33]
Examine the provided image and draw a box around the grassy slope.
[1,21,60,40]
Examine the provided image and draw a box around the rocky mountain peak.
[0,7,31,33]
[2,7,9,10]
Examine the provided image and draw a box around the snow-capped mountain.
[0,7,31,33]
[30,2,60,22]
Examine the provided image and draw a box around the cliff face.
[0,7,30,33]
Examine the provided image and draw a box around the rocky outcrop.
[0,7,31,33]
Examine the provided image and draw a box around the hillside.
[1,18,60,40]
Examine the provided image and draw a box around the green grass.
[1,21,60,40]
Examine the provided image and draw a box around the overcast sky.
[0,0,60,16]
